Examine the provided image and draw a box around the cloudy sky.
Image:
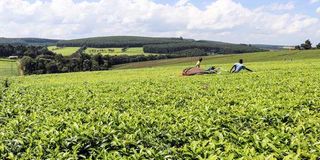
[0,0,320,45]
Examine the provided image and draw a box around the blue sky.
[1,0,320,45]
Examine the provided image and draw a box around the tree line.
[19,46,207,75]
[0,38,59,46]
[295,40,320,50]
[0,44,55,58]
[143,41,264,54]
[20,52,109,75]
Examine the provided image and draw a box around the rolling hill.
[0,38,59,46]
[0,36,287,53]
[57,36,194,48]
[57,36,264,54]
[252,44,290,50]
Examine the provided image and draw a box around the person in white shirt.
[230,59,253,73]
[195,58,203,68]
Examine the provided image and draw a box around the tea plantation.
[1,51,320,159]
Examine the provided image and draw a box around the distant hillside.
[57,36,264,54]
[0,38,59,46]
[252,44,288,50]
[57,36,194,48]
[144,40,264,54]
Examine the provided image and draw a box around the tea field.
[0,59,19,77]
[1,51,320,159]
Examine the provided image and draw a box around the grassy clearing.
[48,46,150,56]
[0,59,19,76]
[85,47,150,56]
[48,46,80,56]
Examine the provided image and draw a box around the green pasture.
[48,46,80,56]
[48,46,149,56]
[85,47,149,56]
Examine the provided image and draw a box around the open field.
[85,47,150,56]
[113,49,320,69]
[0,59,19,76]
[1,50,320,159]
[48,46,80,56]
[48,46,150,56]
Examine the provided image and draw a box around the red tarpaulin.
[182,67,204,76]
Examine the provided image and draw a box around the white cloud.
[0,0,319,45]
[187,0,252,30]
[317,7,320,13]
[270,2,295,11]
[310,0,320,4]
[253,13,318,34]
[255,2,295,12]
[176,0,190,6]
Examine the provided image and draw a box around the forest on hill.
[143,41,263,54]
[0,38,59,46]
[1,36,265,55]
[57,36,264,54]
[57,36,194,48]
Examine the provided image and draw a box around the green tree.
[302,39,312,50]
[317,43,320,49]
[82,59,92,71]
[92,53,104,65]
[20,56,35,75]
[45,61,59,73]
